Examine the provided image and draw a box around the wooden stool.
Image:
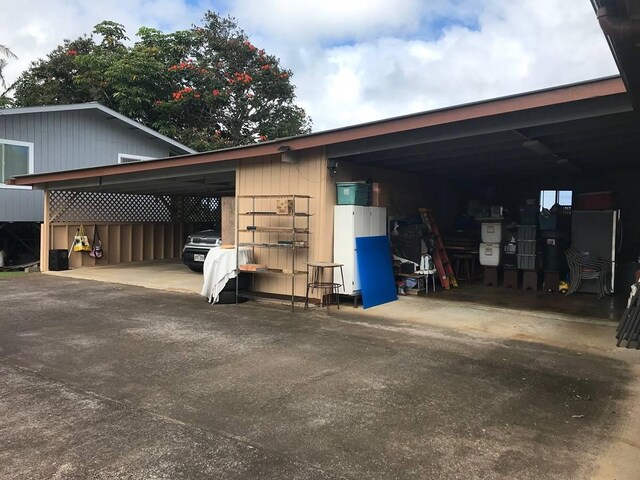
[453,254,473,287]
[484,267,498,286]
[503,268,518,289]
[523,270,538,291]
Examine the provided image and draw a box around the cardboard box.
[239,263,268,272]
[371,182,389,207]
[276,199,294,215]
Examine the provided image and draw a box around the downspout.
[597,6,640,39]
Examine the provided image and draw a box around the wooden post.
[40,191,50,272]
[221,196,235,245]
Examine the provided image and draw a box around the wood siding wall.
[44,222,202,270]
[0,109,173,222]
[236,148,333,298]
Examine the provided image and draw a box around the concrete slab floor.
[0,274,639,479]
[46,259,204,295]
[431,281,627,321]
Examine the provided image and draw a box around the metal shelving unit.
[236,194,311,310]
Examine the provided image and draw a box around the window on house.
[540,190,572,210]
[118,153,156,164]
[0,139,34,186]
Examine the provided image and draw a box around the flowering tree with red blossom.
[10,15,311,151]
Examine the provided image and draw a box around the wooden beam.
[40,191,50,272]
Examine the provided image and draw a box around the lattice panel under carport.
[49,191,221,224]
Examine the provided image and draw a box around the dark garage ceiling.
[327,89,640,182]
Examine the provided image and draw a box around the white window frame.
[0,138,34,190]
[118,153,157,164]
[540,189,572,210]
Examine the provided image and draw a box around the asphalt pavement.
[0,274,632,479]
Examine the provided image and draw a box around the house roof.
[0,102,196,155]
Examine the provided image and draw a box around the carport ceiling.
[328,90,639,181]
[40,162,236,197]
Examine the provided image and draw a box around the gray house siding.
[0,189,43,222]
[0,109,174,222]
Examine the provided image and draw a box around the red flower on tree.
[67,50,78,56]
[171,87,195,100]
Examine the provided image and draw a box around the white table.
[201,247,254,304]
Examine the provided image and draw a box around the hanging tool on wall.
[419,208,457,289]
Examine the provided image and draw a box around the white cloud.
[252,0,618,130]
[1,0,619,132]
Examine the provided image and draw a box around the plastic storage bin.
[481,223,504,243]
[480,242,501,266]
[517,225,537,240]
[517,240,537,255]
[336,182,369,206]
[517,254,537,270]
[48,249,69,271]
[542,238,568,272]
[519,207,538,225]
[538,214,557,231]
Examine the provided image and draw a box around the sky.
[0,0,619,132]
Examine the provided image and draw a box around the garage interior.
[325,76,637,320]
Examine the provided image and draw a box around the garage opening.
[329,119,640,321]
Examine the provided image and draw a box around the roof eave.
[9,76,627,187]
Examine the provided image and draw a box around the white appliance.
[333,206,387,295]
[571,210,620,293]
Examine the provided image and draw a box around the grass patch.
[0,271,26,278]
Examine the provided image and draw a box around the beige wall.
[235,153,437,299]
[43,222,200,270]
[236,148,333,297]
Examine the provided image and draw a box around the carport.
[31,159,236,272]
[10,75,640,317]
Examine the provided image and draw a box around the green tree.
[0,44,17,107]
[12,15,312,150]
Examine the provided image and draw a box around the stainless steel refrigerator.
[571,210,620,294]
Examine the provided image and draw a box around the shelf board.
[237,194,312,199]
[240,212,312,217]
[238,242,309,249]
[239,268,306,276]
[240,228,310,234]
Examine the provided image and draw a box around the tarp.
[356,235,397,309]
[201,247,253,304]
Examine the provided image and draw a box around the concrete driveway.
[0,274,637,479]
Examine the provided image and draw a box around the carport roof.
[9,75,633,189]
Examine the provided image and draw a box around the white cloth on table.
[201,247,254,304]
